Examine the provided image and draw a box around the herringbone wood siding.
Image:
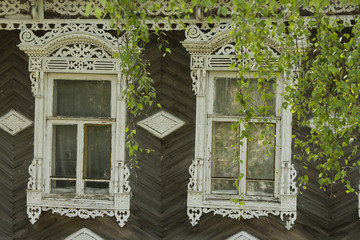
[1,30,360,240]
[0,30,34,240]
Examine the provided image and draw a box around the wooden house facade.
[0,1,360,239]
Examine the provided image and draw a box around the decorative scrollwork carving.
[302,1,358,13]
[187,207,203,226]
[27,206,41,224]
[184,23,282,56]
[203,208,280,220]
[290,164,297,194]
[27,158,41,190]
[52,43,111,58]
[43,206,112,218]
[190,71,200,96]
[185,25,205,41]
[0,0,30,17]
[123,165,131,193]
[19,24,123,57]
[281,212,297,230]
[28,206,131,228]
[20,29,37,43]
[190,71,205,96]
[27,161,36,190]
[29,71,43,97]
[215,44,236,55]
[115,210,130,227]
[44,0,103,16]
[188,160,196,191]
[44,0,193,16]
[185,24,233,42]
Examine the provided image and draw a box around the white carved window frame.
[204,71,283,199]
[18,24,130,227]
[43,73,117,196]
[182,24,297,230]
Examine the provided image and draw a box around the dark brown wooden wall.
[1,30,360,240]
[0,30,34,240]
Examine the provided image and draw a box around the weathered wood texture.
[0,30,34,240]
[0,30,360,239]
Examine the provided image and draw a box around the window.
[182,24,297,230]
[20,25,130,227]
[207,72,280,199]
[45,74,115,197]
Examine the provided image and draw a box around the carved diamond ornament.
[0,109,33,135]
[137,110,185,138]
[226,231,260,240]
[65,228,104,240]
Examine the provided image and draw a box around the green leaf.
[94,8,103,19]
[84,4,92,17]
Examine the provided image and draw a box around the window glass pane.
[212,122,238,178]
[214,78,241,115]
[247,124,275,180]
[246,181,274,196]
[84,181,109,194]
[247,79,275,115]
[211,179,238,194]
[214,78,275,115]
[51,180,76,193]
[52,125,77,178]
[84,125,111,179]
[54,80,111,117]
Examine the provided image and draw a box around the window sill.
[204,194,280,203]
[27,189,130,227]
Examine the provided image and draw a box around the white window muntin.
[43,73,117,198]
[205,71,283,201]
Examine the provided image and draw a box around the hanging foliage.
[88,0,360,194]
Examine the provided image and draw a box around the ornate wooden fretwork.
[182,23,298,230]
[0,0,30,17]
[0,1,359,31]
[19,24,130,227]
